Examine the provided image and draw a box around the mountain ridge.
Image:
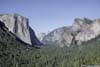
[39,18,100,47]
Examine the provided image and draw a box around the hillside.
[0,20,34,67]
[1,20,100,67]
[0,14,41,46]
[41,18,100,47]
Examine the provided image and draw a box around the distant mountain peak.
[41,18,100,47]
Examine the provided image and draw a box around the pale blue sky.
[0,0,100,33]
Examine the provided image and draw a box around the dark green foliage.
[0,26,100,67]
[83,18,93,24]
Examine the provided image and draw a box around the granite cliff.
[41,18,100,47]
[42,27,73,47]
[36,33,46,41]
[1,14,100,47]
[0,14,41,46]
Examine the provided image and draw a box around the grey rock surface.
[74,18,100,45]
[72,18,93,45]
[42,27,73,47]
[42,18,100,47]
[36,33,46,41]
[29,27,42,46]
[0,14,41,45]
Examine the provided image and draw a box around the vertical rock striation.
[0,14,41,46]
[41,18,100,47]
[42,27,73,47]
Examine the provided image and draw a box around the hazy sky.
[0,0,100,33]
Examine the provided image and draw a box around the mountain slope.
[36,33,46,41]
[42,26,73,47]
[0,20,33,67]
[42,18,100,47]
[0,13,41,46]
[1,19,100,67]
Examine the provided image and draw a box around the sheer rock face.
[0,14,41,45]
[36,33,46,41]
[73,18,100,45]
[42,27,73,47]
[72,18,90,32]
[29,27,42,46]
[42,18,100,47]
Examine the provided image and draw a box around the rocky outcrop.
[42,27,73,47]
[36,33,46,41]
[29,27,42,46]
[42,18,100,47]
[0,14,41,46]
[1,14,99,47]
[75,18,100,45]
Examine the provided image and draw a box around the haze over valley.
[0,0,100,67]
